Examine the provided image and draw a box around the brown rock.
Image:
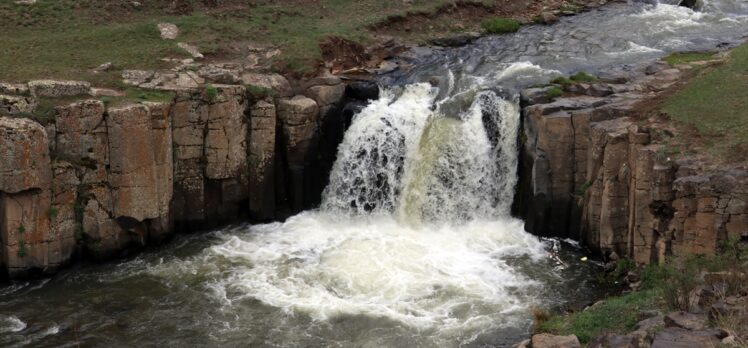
[651,327,722,348]
[0,117,52,193]
[107,105,161,221]
[664,311,707,331]
[248,100,277,220]
[531,333,581,348]
[28,80,91,97]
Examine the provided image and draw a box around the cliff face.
[517,61,748,264]
[0,79,355,278]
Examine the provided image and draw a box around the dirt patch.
[369,0,585,42]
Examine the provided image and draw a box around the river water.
[2,1,747,347]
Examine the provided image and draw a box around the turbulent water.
[3,1,748,347]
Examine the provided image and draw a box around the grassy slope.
[0,0,485,83]
[661,44,748,161]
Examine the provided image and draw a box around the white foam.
[493,61,561,84]
[0,315,26,334]
[189,213,548,341]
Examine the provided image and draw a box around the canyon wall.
[516,61,748,264]
[0,78,357,278]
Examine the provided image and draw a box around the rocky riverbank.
[0,74,374,279]
[516,51,747,265]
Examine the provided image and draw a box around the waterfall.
[321,84,520,225]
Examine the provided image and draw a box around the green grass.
[570,71,597,82]
[0,0,484,80]
[663,51,716,66]
[538,289,664,343]
[546,86,563,99]
[481,17,521,34]
[538,243,748,343]
[662,44,748,162]
[551,76,573,86]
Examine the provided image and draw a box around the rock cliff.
[0,77,355,278]
[516,60,747,264]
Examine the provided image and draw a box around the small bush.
[17,224,25,235]
[481,17,521,34]
[245,84,274,99]
[18,239,27,258]
[551,76,572,86]
[205,84,218,102]
[664,51,716,66]
[47,206,59,217]
[546,86,563,99]
[570,71,597,82]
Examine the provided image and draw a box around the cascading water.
[2,1,748,347]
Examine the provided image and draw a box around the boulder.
[587,333,638,348]
[197,65,241,84]
[157,23,179,40]
[531,333,581,348]
[177,42,204,60]
[241,73,293,97]
[0,94,36,114]
[665,311,707,331]
[0,82,29,95]
[28,80,91,98]
[122,70,155,86]
[651,327,723,348]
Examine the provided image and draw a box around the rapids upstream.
[2,1,748,347]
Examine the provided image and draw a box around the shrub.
[551,76,572,86]
[481,17,521,34]
[47,206,59,217]
[570,71,597,82]
[205,84,218,102]
[17,239,27,258]
[546,86,563,99]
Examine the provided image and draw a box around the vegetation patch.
[661,43,748,162]
[481,17,521,34]
[545,86,564,99]
[536,240,748,343]
[570,71,597,82]
[538,289,664,343]
[663,51,716,66]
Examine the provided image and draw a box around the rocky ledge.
[0,76,371,279]
[516,57,747,264]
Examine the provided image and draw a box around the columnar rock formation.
[0,78,352,278]
[517,61,748,264]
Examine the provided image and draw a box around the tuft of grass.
[661,43,748,162]
[245,84,275,100]
[538,289,663,343]
[17,239,27,258]
[16,224,25,235]
[570,71,597,82]
[46,206,59,218]
[551,76,573,86]
[481,17,521,34]
[545,86,563,99]
[205,84,218,102]
[664,51,716,66]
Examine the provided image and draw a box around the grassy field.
[661,44,748,162]
[537,244,748,344]
[0,0,495,84]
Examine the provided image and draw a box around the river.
[2,1,747,347]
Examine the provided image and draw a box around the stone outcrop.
[0,74,353,278]
[517,60,748,264]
